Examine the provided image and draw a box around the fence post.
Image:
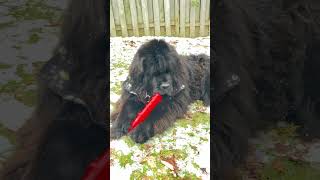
[117,0,128,37]
[141,0,150,36]
[174,0,180,36]
[129,0,139,36]
[190,4,195,37]
[164,0,171,36]
[180,0,185,37]
[110,2,117,37]
[153,0,161,36]
[199,0,206,37]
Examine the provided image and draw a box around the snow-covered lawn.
[110,36,210,180]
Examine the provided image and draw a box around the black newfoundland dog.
[110,39,210,143]
[0,0,107,179]
[213,0,320,179]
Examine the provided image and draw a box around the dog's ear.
[213,58,240,104]
[38,49,106,127]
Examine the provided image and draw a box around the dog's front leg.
[111,97,144,139]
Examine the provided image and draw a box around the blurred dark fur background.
[0,0,107,179]
[213,0,320,179]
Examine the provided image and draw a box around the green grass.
[12,45,22,50]
[260,158,320,180]
[111,81,122,95]
[0,124,17,145]
[0,63,13,69]
[16,64,35,85]
[9,0,59,21]
[0,63,42,107]
[0,21,14,30]
[27,33,40,44]
[118,152,135,167]
[112,60,130,71]
[176,111,210,128]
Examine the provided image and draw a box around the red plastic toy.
[128,93,163,132]
[82,94,162,180]
[82,150,109,180]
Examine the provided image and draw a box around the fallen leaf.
[272,159,286,173]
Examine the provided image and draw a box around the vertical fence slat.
[206,0,210,36]
[136,0,143,26]
[159,0,165,22]
[148,0,154,23]
[111,0,120,26]
[175,0,179,36]
[153,0,161,36]
[185,0,190,23]
[195,2,200,25]
[170,0,175,26]
[129,0,139,36]
[110,2,116,37]
[180,0,185,37]
[164,0,171,36]
[141,0,150,36]
[111,0,210,37]
[185,0,190,36]
[117,0,128,37]
[190,4,195,37]
[124,0,132,35]
[199,0,206,36]
[205,0,210,21]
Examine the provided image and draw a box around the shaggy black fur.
[110,39,210,143]
[213,0,320,179]
[0,0,107,179]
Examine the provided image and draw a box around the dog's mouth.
[154,84,185,97]
[154,89,173,97]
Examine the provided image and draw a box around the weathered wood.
[185,0,190,23]
[180,0,185,37]
[123,0,132,27]
[185,0,190,36]
[190,5,196,37]
[153,0,161,36]
[110,2,117,36]
[205,0,210,21]
[114,21,210,30]
[117,0,128,37]
[148,0,154,23]
[129,0,139,36]
[206,0,210,36]
[199,0,206,36]
[164,0,171,36]
[174,0,179,36]
[141,0,150,36]
[110,0,210,37]
[159,0,165,22]
[111,0,120,26]
[136,0,143,25]
[170,0,175,26]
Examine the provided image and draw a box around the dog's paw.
[110,121,131,140]
[110,127,125,139]
[129,123,154,143]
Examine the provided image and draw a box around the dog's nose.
[160,83,170,90]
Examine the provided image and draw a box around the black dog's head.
[128,39,188,97]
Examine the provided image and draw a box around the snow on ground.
[110,36,210,180]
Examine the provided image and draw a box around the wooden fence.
[110,0,210,37]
